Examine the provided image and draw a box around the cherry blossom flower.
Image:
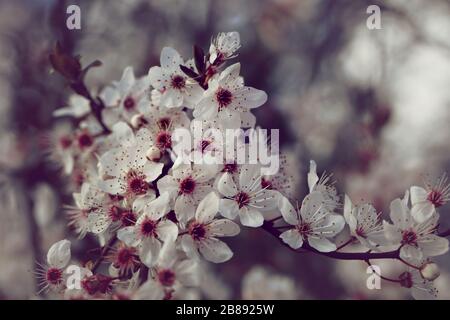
[100,67,149,121]
[148,47,203,108]
[383,194,449,260]
[278,192,345,252]
[180,192,240,263]
[209,32,241,66]
[343,195,386,248]
[66,183,108,238]
[410,174,450,223]
[134,103,191,158]
[98,123,164,201]
[53,94,91,118]
[218,164,278,227]
[117,193,178,266]
[157,162,217,223]
[36,240,71,293]
[140,241,199,300]
[398,257,439,300]
[106,242,140,277]
[241,266,299,300]
[193,63,267,129]
[307,160,340,211]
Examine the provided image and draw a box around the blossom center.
[297,222,312,239]
[223,163,238,173]
[59,136,72,149]
[156,131,172,150]
[171,75,186,89]
[46,267,63,285]
[179,177,196,195]
[216,88,233,109]
[234,191,250,209]
[77,132,93,149]
[200,140,212,153]
[355,226,366,238]
[108,205,122,222]
[261,178,273,190]
[427,190,445,207]
[158,269,176,287]
[123,96,135,110]
[140,219,158,237]
[401,230,418,246]
[189,222,207,241]
[120,210,136,226]
[158,117,171,130]
[126,171,148,195]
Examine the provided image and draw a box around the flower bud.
[130,114,147,129]
[399,271,413,288]
[146,146,161,162]
[420,262,440,281]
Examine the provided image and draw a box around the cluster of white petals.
[42,31,450,300]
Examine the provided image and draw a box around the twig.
[91,236,117,273]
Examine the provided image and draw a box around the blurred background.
[0,0,450,299]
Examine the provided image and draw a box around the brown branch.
[261,220,399,260]
[91,236,117,273]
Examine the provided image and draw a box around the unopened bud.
[146,146,161,162]
[420,262,440,281]
[130,114,147,129]
[399,271,413,288]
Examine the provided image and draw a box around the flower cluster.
[41,32,450,300]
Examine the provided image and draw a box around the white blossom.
[180,192,240,263]
[278,192,345,252]
[148,47,203,108]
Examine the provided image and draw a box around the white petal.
[280,229,303,249]
[118,66,135,97]
[139,238,161,267]
[117,226,140,247]
[410,186,428,206]
[156,175,178,196]
[160,47,183,71]
[239,164,260,192]
[308,237,336,252]
[208,219,240,237]
[198,238,233,263]
[175,195,196,223]
[175,259,199,286]
[240,110,256,128]
[134,280,164,300]
[143,192,171,220]
[390,198,412,229]
[278,196,299,226]
[217,173,238,197]
[156,220,179,243]
[98,178,125,196]
[234,87,267,109]
[219,199,239,219]
[307,160,319,192]
[180,235,200,260]
[239,207,264,227]
[400,245,423,260]
[419,235,449,257]
[47,239,71,269]
[411,201,435,223]
[195,192,219,223]
[147,66,165,90]
[112,122,136,147]
[87,213,110,234]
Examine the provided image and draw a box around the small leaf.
[180,64,199,79]
[49,41,82,81]
[194,45,205,74]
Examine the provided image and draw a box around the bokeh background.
[1,0,450,299]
